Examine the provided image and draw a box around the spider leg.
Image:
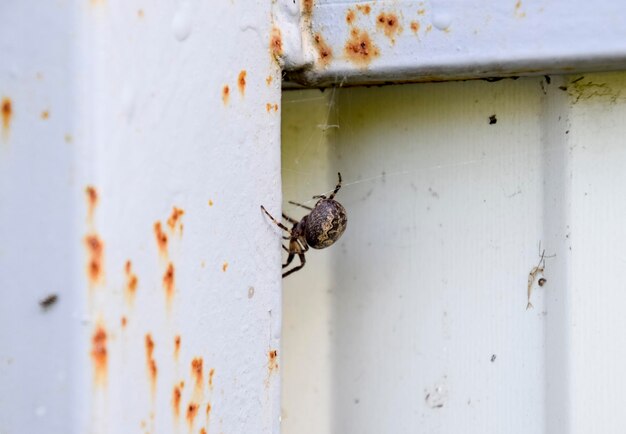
[283,253,295,269]
[328,172,342,200]
[282,244,290,253]
[283,253,306,278]
[282,212,299,225]
[297,239,309,252]
[261,205,291,233]
[312,195,327,200]
[288,201,314,211]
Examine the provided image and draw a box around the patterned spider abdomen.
[305,199,347,249]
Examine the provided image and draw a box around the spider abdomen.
[305,199,347,249]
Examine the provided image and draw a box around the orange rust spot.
[163,262,175,299]
[268,349,279,375]
[208,199,214,207]
[200,428,207,434]
[186,402,199,427]
[145,334,157,393]
[41,110,50,120]
[356,4,371,14]
[266,75,273,86]
[344,28,379,67]
[174,335,181,359]
[222,85,230,105]
[85,185,98,220]
[121,316,127,327]
[410,21,420,33]
[208,368,215,389]
[346,8,355,24]
[91,324,107,386]
[124,260,138,304]
[1,97,12,138]
[266,103,272,113]
[237,70,247,96]
[376,12,402,41]
[206,403,212,415]
[84,233,104,286]
[172,385,182,418]
[274,104,279,112]
[313,33,333,67]
[417,8,426,15]
[222,262,228,272]
[191,358,204,387]
[154,221,168,256]
[270,27,283,58]
[167,206,185,233]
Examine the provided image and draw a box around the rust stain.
[222,262,228,272]
[137,8,144,18]
[208,368,215,389]
[191,358,204,389]
[186,402,199,428]
[167,206,185,233]
[265,103,279,113]
[174,335,181,359]
[172,385,182,419]
[121,316,127,328]
[40,110,50,120]
[346,8,355,24]
[514,0,526,18]
[206,403,212,416]
[237,70,247,96]
[356,4,371,14]
[85,185,98,221]
[124,260,138,304]
[270,27,283,59]
[376,12,402,42]
[222,85,230,105]
[85,233,104,286]
[1,97,12,139]
[313,33,333,67]
[417,8,426,15]
[154,221,168,257]
[163,262,175,300]
[268,349,278,373]
[410,21,420,33]
[91,323,107,386]
[265,75,273,86]
[302,0,314,16]
[344,28,379,67]
[208,199,214,207]
[145,334,158,394]
[200,428,207,434]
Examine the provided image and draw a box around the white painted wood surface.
[0,1,282,433]
[281,72,626,434]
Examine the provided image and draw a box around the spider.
[261,172,348,278]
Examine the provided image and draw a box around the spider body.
[261,173,347,278]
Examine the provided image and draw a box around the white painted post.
[1,1,282,433]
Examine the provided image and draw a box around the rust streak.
[85,185,98,221]
[266,75,273,86]
[186,402,199,428]
[91,323,107,386]
[222,85,230,105]
[270,27,283,59]
[172,385,182,419]
[208,368,215,389]
[268,349,279,373]
[302,0,314,16]
[145,334,157,395]
[222,262,228,272]
[238,70,247,96]
[1,97,12,139]
[191,358,204,388]
[344,28,380,67]
[167,206,185,234]
[85,233,104,286]
[121,316,127,328]
[174,335,181,360]
[124,260,138,305]
[346,8,355,24]
[163,262,175,300]
[314,33,333,67]
[154,221,168,257]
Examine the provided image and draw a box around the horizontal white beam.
[283,0,626,86]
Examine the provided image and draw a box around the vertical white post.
[0,1,282,433]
